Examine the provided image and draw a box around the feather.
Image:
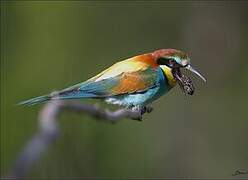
[18,95,51,106]
[57,54,159,98]
[19,53,161,105]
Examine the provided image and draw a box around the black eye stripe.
[169,59,176,64]
[157,57,175,65]
[157,57,186,69]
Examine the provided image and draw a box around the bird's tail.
[18,94,51,106]
[18,89,100,106]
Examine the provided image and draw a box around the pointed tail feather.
[18,95,51,106]
[18,90,101,106]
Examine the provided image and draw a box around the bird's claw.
[146,106,153,113]
[129,105,153,121]
[140,106,153,115]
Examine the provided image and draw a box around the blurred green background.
[1,1,248,179]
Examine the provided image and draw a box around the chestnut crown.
[153,49,190,68]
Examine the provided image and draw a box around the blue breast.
[105,68,173,107]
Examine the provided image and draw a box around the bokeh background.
[1,1,248,179]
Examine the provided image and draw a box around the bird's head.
[153,49,206,95]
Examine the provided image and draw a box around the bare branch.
[7,100,143,179]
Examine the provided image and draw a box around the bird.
[19,49,206,114]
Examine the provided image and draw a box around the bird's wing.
[79,67,159,96]
[58,54,160,98]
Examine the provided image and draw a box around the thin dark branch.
[7,100,143,179]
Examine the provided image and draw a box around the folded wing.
[58,55,159,99]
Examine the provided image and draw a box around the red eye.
[157,57,177,68]
[169,59,175,65]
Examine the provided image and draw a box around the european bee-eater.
[20,49,206,112]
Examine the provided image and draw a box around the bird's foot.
[129,105,153,121]
[145,106,153,113]
[140,106,153,115]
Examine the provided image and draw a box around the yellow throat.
[160,65,177,87]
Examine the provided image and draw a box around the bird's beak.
[185,65,206,82]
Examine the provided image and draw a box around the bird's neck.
[159,65,177,87]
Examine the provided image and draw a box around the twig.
[7,100,143,179]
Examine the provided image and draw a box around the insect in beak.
[172,68,195,95]
[185,65,206,82]
[172,64,206,96]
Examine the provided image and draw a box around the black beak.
[185,65,206,82]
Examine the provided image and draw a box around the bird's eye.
[157,57,176,68]
[169,59,175,65]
